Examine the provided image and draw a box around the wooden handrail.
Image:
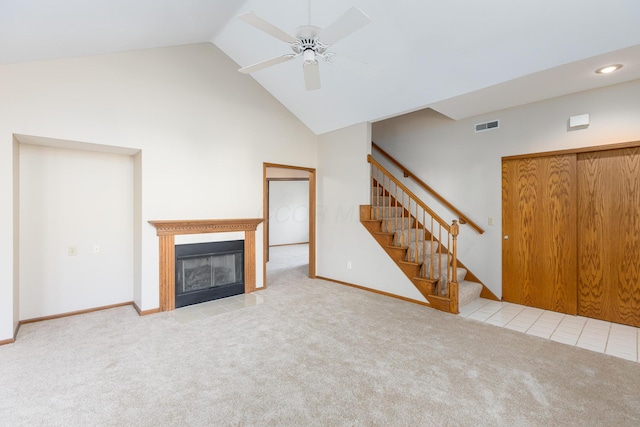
[372,142,485,235]
[368,155,450,233]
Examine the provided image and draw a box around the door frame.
[263,163,316,287]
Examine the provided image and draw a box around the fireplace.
[148,218,262,312]
[175,240,244,308]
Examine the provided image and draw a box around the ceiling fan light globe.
[303,49,316,64]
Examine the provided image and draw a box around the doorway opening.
[263,163,316,287]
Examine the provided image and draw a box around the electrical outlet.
[93,245,100,254]
[346,261,352,270]
[68,246,78,256]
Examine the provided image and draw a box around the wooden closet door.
[502,155,577,313]
[577,148,640,326]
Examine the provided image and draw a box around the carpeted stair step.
[371,196,393,207]
[372,206,404,219]
[459,280,483,308]
[394,229,428,245]
[421,254,456,279]
[380,217,414,233]
[405,241,439,263]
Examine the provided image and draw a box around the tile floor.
[169,292,265,323]
[460,298,640,362]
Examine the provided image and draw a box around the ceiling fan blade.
[239,55,294,74]
[317,7,371,46]
[238,11,298,44]
[303,61,321,91]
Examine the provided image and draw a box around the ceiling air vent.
[475,120,500,132]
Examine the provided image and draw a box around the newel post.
[450,220,460,314]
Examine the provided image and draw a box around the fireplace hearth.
[175,240,244,308]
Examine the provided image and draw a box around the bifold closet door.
[502,154,577,314]
[577,148,640,327]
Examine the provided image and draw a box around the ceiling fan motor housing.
[293,25,327,56]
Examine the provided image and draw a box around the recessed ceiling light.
[595,64,623,74]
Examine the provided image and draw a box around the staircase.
[360,155,485,314]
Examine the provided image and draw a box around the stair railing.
[369,154,459,312]
[372,142,484,235]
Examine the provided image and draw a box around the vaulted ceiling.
[2,0,640,134]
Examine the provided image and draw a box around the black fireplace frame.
[175,240,244,308]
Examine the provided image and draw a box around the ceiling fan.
[237,5,371,91]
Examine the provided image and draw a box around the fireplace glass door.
[175,240,244,308]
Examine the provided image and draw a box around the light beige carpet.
[2,245,640,426]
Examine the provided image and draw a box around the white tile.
[550,334,578,345]
[554,322,585,334]
[607,345,637,356]
[200,305,232,317]
[551,329,581,341]
[515,310,545,321]
[514,311,540,319]
[583,319,612,332]
[610,323,636,334]
[539,311,565,321]
[458,306,478,317]
[464,299,492,311]
[467,312,494,322]
[485,318,510,327]
[498,303,526,314]
[526,329,553,339]
[532,320,561,330]
[175,304,203,314]
[576,337,608,351]
[580,330,609,341]
[506,317,536,327]
[605,347,637,362]
[528,325,557,336]
[489,309,519,319]
[521,307,545,315]
[458,310,474,318]
[504,323,530,332]
[576,340,606,353]
[608,336,638,347]
[460,299,638,363]
[476,307,503,316]
[560,315,587,325]
[220,300,247,310]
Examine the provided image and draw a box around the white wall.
[19,144,134,319]
[372,79,640,298]
[269,180,309,246]
[12,137,20,335]
[0,42,317,340]
[317,123,427,302]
